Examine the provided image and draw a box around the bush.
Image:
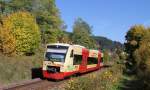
[0,11,41,55]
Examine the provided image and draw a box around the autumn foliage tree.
[124,24,150,89]
[0,11,41,55]
[0,0,63,44]
[124,25,145,72]
[133,29,150,88]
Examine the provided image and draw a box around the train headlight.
[60,66,66,72]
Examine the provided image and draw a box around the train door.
[62,46,76,72]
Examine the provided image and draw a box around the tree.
[72,18,97,49]
[124,25,145,72]
[0,11,41,55]
[125,25,145,53]
[58,31,71,43]
[0,0,63,44]
[133,29,150,88]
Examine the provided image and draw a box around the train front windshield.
[45,45,68,62]
[45,52,66,62]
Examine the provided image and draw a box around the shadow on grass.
[31,68,43,79]
[119,77,145,90]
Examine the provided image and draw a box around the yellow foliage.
[0,11,41,55]
[0,23,16,55]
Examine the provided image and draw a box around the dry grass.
[0,49,43,85]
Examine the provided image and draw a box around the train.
[42,43,103,80]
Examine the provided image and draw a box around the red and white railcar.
[43,43,102,80]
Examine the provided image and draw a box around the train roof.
[73,44,85,48]
[47,43,70,47]
[47,43,86,48]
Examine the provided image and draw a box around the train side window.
[87,57,98,65]
[73,55,82,65]
[70,50,74,57]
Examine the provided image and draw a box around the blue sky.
[56,0,150,43]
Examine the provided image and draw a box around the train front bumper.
[43,70,64,80]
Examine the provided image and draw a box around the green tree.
[72,18,97,49]
[0,11,41,55]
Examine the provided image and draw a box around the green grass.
[0,49,43,85]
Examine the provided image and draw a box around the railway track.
[2,78,64,90]
[1,66,111,90]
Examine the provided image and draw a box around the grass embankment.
[65,63,123,90]
[0,50,43,85]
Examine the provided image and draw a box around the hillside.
[93,36,123,51]
[64,31,123,50]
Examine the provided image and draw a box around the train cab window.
[87,57,98,65]
[73,55,82,65]
[70,50,74,57]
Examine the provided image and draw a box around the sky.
[56,0,150,43]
